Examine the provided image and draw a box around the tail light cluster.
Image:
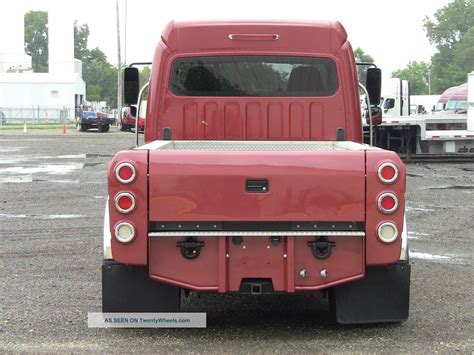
[376,162,400,244]
[113,162,137,243]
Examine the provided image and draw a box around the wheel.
[98,123,110,133]
[329,261,410,324]
[102,261,181,312]
[77,123,88,132]
[101,123,110,132]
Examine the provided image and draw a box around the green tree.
[453,26,474,71]
[423,0,474,92]
[392,61,431,95]
[74,21,90,61]
[74,21,118,107]
[354,47,374,84]
[82,48,118,107]
[24,11,48,72]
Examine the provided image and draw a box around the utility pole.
[116,0,122,116]
[428,67,431,96]
[124,0,127,65]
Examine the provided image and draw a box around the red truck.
[102,21,410,324]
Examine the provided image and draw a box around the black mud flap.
[102,260,181,312]
[331,261,410,324]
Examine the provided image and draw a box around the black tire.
[98,123,110,133]
[102,261,181,312]
[77,123,88,132]
[329,260,410,324]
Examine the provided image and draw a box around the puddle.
[0,213,84,219]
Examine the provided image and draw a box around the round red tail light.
[378,192,398,214]
[378,162,398,184]
[115,192,136,213]
[116,162,136,184]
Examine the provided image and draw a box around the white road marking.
[0,163,83,175]
[0,175,33,183]
[0,213,84,219]
[410,251,450,261]
[406,206,436,212]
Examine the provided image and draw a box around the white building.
[0,7,86,123]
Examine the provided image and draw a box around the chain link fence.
[0,107,75,125]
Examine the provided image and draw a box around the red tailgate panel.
[149,150,366,222]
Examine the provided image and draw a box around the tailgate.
[148,141,366,222]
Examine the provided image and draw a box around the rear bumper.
[148,234,365,293]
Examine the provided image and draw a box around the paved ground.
[0,130,473,352]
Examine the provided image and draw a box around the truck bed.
[137,140,378,152]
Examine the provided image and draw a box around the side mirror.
[123,67,139,105]
[366,68,382,105]
[129,105,137,118]
[366,107,382,125]
[384,98,395,110]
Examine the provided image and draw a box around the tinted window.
[170,56,338,97]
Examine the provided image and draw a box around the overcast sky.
[9,0,451,79]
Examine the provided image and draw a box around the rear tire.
[102,260,181,312]
[98,123,110,133]
[77,123,88,132]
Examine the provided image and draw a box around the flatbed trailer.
[364,73,474,158]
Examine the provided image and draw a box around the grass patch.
[0,123,76,130]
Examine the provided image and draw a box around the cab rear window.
[169,56,338,97]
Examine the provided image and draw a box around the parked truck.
[375,75,473,155]
[102,21,410,324]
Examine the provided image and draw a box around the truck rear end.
[102,21,410,324]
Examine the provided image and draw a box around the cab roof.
[161,20,348,54]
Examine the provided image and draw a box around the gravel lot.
[1,130,473,353]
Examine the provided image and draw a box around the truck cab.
[102,21,410,324]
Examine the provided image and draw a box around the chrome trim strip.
[148,231,365,237]
[399,214,408,260]
[103,198,113,260]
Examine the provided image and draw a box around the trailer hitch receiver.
[176,237,205,260]
[308,237,336,260]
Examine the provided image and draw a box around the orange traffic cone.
[44,113,49,124]
[63,122,67,134]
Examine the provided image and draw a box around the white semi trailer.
[371,73,473,156]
